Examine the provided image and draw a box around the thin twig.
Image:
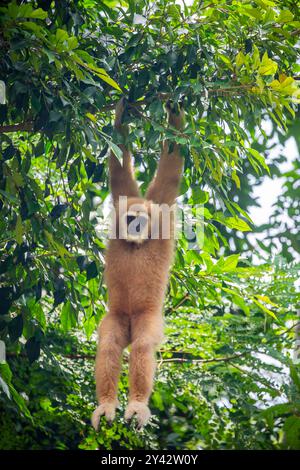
[158,351,248,366]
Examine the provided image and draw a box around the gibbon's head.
[116,197,153,244]
[114,196,176,244]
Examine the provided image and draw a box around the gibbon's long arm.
[109,98,140,204]
[146,102,185,206]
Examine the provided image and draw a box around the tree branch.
[0,121,34,133]
[0,85,253,133]
[6,350,248,364]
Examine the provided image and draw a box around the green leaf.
[226,217,251,232]
[67,36,79,50]
[0,190,18,204]
[252,299,278,321]
[15,214,23,244]
[73,54,122,91]
[277,10,294,23]
[261,402,295,421]
[55,28,69,43]
[236,51,246,68]
[28,8,47,19]
[283,416,300,449]
[232,295,250,315]
[61,301,78,332]
[214,213,251,232]
[289,362,300,392]
[106,140,123,163]
[258,52,278,75]
[83,314,96,340]
[248,148,270,175]
[221,254,240,272]
[192,187,209,204]
[218,54,233,69]
[86,261,98,280]
[0,363,31,418]
[25,336,41,363]
[44,230,70,258]
[0,375,10,398]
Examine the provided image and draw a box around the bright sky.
[248,120,299,261]
[249,120,298,227]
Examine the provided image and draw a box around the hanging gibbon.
[92,97,185,428]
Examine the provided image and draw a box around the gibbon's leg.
[110,98,140,204]
[92,312,130,429]
[146,101,185,205]
[125,312,164,427]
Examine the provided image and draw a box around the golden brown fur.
[92,99,184,428]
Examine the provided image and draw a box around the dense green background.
[0,0,300,449]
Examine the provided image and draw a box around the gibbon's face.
[116,197,155,244]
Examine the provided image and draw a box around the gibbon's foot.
[91,401,119,430]
[125,400,151,427]
[166,99,185,130]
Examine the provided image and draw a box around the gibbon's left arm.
[146,101,185,206]
[109,98,140,204]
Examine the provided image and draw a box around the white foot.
[125,400,151,427]
[91,401,118,430]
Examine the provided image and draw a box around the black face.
[126,214,136,226]
[126,213,149,235]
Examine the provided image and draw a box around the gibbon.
[92,98,185,428]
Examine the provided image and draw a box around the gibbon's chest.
[104,240,173,311]
[106,240,170,280]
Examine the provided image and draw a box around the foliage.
[0,0,300,450]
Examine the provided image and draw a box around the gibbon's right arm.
[146,101,185,206]
[109,98,140,204]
